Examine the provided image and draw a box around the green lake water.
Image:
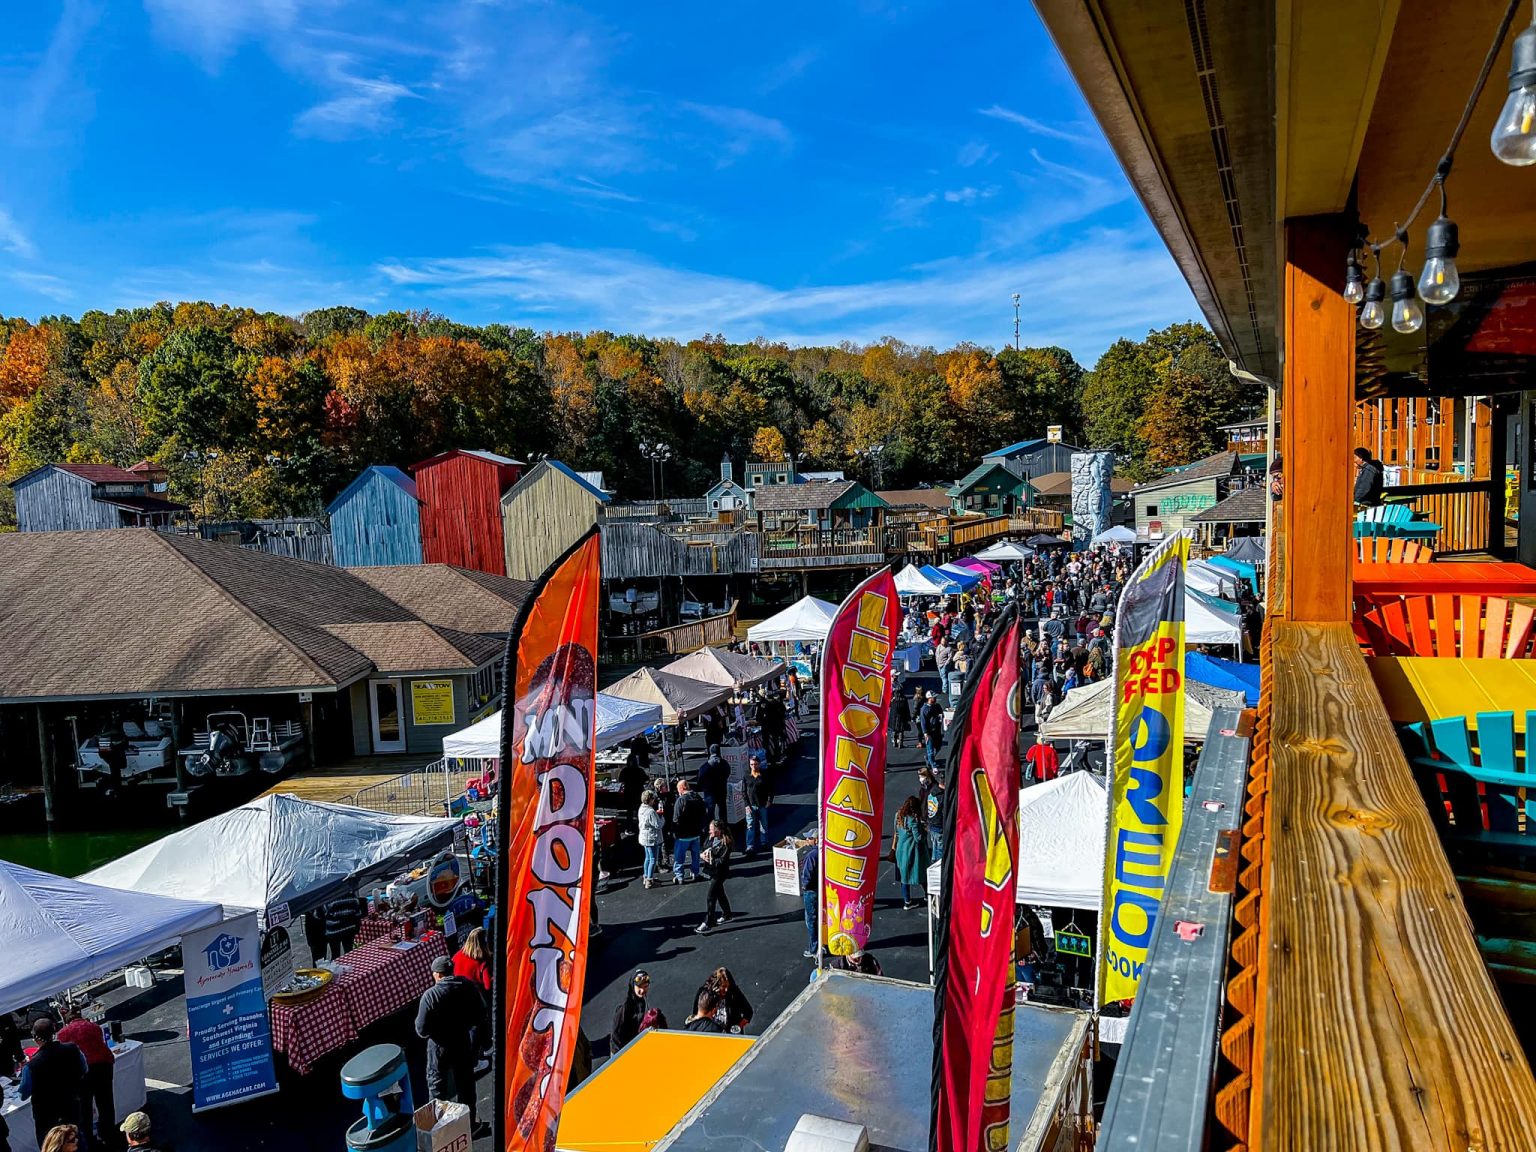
[0,827,169,876]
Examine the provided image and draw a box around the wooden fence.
[631,601,739,654]
[757,528,886,567]
[1384,480,1495,555]
[602,521,760,579]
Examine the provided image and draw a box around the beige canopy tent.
[604,666,732,726]
[1039,678,1245,744]
[664,647,785,690]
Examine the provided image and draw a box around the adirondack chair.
[1401,711,1536,862]
[1354,594,1536,658]
[1353,504,1440,539]
[1354,537,1435,564]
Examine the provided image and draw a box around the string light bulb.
[1343,251,1365,304]
[1418,212,1461,304]
[1389,269,1426,334]
[1360,273,1386,330]
[1492,8,1536,165]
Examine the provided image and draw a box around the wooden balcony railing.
[757,529,885,567]
[630,601,739,654]
[1383,480,1495,555]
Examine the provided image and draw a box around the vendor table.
[268,933,447,1075]
[1366,657,1536,728]
[3,1040,145,1152]
[1355,561,1536,600]
[353,915,395,947]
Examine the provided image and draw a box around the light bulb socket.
[1389,269,1416,302]
[1423,215,1460,261]
[1364,277,1386,304]
[1345,252,1364,285]
[1511,21,1536,92]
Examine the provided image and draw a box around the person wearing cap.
[609,971,653,1053]
[120,1112,161,1150]
[57,1005,116,1150]
[415,955,489,1137]
[917,691,946,773]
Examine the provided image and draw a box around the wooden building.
[501,460,610,582]
[1130,451,1241,540]
[327,465,423,568]
[1221,416,1272,456]
[411,449,522,575]
[744,460,796,489]
[10,463,186,532]
[947,461,1036,515]
[751,480,887,532]
[982,437,1084,481]
[703,453,751,513]
[1353,395,1495,478]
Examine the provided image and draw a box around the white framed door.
[369,678,407,754]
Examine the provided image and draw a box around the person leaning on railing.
[1353,447,1385,508]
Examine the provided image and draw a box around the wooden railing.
[632,601,739,654]
[1383,480,1494,555]
[757,528,885,566]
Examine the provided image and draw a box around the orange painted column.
[1280,217,1356,623]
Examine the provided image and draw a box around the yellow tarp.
[557,1029,753,1150]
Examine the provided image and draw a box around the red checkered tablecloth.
[268,983,357,1077]
[336,933,447,1031]
[353,915,396,947]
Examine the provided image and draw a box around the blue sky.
[0,0,1198,363]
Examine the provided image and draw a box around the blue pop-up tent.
[1207,554,1258,582]
[919,564,975,593]
[1186,652,1261,707]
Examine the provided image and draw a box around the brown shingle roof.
[346,565,532,634]
[876,488,951,510]
[1132,451,1240,493]
[752,481,858,511]
[1028,471,1135,497]
[0,530,500,702]
[322,623,502,674]
[1190,484,1267,523]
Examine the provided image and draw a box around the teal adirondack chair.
[1354,504,1441,540]
[1402,711,1536,857]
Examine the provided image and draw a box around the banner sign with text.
[819,566,898,958]
[929,607,1022,1152]
[185,912,279,1112]
[1100,532,1190,1004]
[494,530,601,1152]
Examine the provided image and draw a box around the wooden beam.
[1280,216,1356,622]
[1256,621,1536,1149]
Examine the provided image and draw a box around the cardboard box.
[415,1100,471,1152]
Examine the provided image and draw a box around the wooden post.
[1489,396,1510,558]
[1280,216,1356,623]
[36,705,55,826]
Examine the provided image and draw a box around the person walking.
[57,1007,115,1150]
[414,955,489,1138]
[918,692,946,773]
[694,820,735,934]
[451,926,493,994]
[798,840,820,958]
[742,757,772,859]
[638,789,665,888]
[893,796,930,910]
[608,970,653,1054]
[1025,735,1060,783]
[672,780,708,883]
[917,765,946,861]
[20,1020,86,1150]
[889,687,912,749]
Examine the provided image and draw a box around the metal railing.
[1097,705,1253,1152]
[342,757,485,816]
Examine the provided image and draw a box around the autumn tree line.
[0,303,1258,525]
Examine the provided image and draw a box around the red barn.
[410,449,523,575]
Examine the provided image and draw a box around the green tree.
[136,325,251,451]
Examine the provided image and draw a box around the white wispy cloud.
[371,230,1196,358]
[0,207,37,259]
[979,104,1095,145]
[956,140,996,168]
[886,193,937,226]
[12,0,100,146]
[943,186,996,204]
[7,269,74,302]
[143,0,306,69]
[758,45,822,93]
[682,103,793,165]
[294,61,418,139]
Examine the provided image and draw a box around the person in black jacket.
[696,746,729,824]
[608,970,652,1054]
[693,820,734,934]
[672,781,708,883]
[18,1019,86,1148]
[698,967,754,1033]
[889,687,912,749]
[682,990,725,1033]
[1353,447,1385,507]
[742,756,772,858]
[415,956,489,1136]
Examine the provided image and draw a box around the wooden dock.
[261,754,439,805]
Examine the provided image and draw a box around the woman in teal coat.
[893,795,931,910]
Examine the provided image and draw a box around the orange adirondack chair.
[1354,538,1435,564]
[1355,594,1536,658]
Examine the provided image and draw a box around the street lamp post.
[1012,292,1021,351]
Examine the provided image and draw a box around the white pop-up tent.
[83,793,456,919]
[443,693,663,759]
[665,647,784,690]
[746,596,839,643]
[1187,559,1239,596]
[0,861,223,1012]
[1039,678,1245,744]
[1092,525,1137,544]
[974,540,1033,561]
[894,564,949,597]
[1184,591,1244,646]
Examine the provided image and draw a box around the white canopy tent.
[0,861,223,1012]
[1184,592,1244,646]
[894,564,949,597]
[974,541,1034,561]
[442,693,662,759]
[83,793,456,919]
[1038,678,1245,743]
[746,596,839,644]
[1187,559,1239,596]
[603,667,732,726]
[664,647,784,690]
[1092,525,1137,544]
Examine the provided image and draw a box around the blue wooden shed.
[327,466,424,567]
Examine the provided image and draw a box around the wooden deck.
[261,754,440,805]
[1255,621,1536,1148]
